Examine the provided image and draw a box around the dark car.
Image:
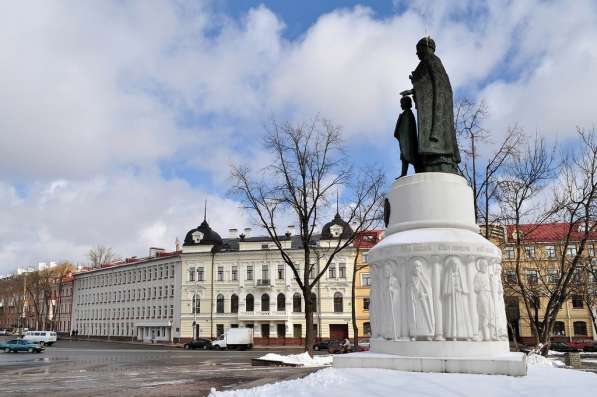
[313,340,329,351]
[184,338,212,350]
[327,339,352,354]
[550,342,582,352]
[583,342,597,352]
[0,339,44,353]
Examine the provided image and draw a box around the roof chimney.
[229,228,238,238]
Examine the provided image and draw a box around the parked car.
[211,328,254,350]
[357,338,370,351]
[184,338,212,350]
[0,329,7,336]
[550,342,582,352]
[327,339,352,354]
[313,340,329,351]
[583,341,597,352]
[0,339,44,353]
[22,331,57,346]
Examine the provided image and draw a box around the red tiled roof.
[506,223,597,243]
[353,230,384,248]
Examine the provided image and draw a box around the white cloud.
[2,1,597,272]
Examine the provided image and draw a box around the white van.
[211,328,253,350]
[22,331,57,346]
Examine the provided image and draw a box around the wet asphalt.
[0,337,319,396]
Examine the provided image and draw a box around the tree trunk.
[351,253,359,349]
[304,286,314,355]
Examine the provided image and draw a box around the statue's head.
[416,36,436,60]
[477,258,488,273]
[400,95,412,110]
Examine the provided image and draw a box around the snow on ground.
[257,352,333,367]
[527,353,565,367]
[210,356,597,397]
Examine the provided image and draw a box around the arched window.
[261,293,270,311]
[277,293,286,311]
[216,294,225,313]
[334,292,343,313]
[246,294,254,312]
[574,321,587,336]
[231,294,239,313]
[311,293,317,313]
[293,293,302,312]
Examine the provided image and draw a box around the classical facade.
[71,251,182,342]
[500,223,597,343]
[70,213,377,344]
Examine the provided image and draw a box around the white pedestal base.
[334,352,527,377]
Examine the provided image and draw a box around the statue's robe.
[394,108,418,167]
[411,53,460,164]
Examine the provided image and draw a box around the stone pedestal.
[334,173,527,376]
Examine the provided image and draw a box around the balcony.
[237,310,288,321]
[256,279,271,287]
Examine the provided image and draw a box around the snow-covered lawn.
[210,354,597,397]
[257,352,333,367]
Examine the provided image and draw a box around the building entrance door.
[329,324,348,340]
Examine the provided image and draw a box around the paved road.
[0,338,321,396]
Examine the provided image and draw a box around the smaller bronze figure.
[394,95,418,177]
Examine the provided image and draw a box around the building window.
[245,294,254,312]
[293,293,302,312]
[261,264,269,282]
[231,266,238,281]
[333,292,343,313]
[277,293,285,311]
[361,273,371,286]
[277,264,285,280]
[170,285,174,297]
[197,267,204,281]
[547,269,559,284]
[588,245,595,257]
[574,321,587,336]
[170,305,174,318]
[504,247,515,259]
[231,294,239,313]
[189,267,195,281]
[277,324,286,338]
[329,264,336,279]
[526,270,538,285]
[339,263,346,278]
[572,294,584,308]
[216,294,225,313]
[363,322,371,336]
[505,270,517,283]
[545,245,556,258]
[192,295,200,314]
[261,293,270,311]
[554,321,566,336]
[216,324,224,337]
[363,297,370,311]
[261,324,270,338]
[524,245,536,258]
[217,266,224,282]
[566,245,578,257]
[247,266,254,281]
[293,324,302,338]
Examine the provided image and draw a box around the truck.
[211,328,254,350]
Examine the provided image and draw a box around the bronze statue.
[399,37,460,175]
[394,96,418,177]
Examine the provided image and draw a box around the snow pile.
[209,366,597,397]
[257,352,333,367]
[527,353,565,368]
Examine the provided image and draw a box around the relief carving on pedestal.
[407,258,434,340]
[442,256,473,340]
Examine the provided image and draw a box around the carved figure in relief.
[369,264,381,339]
[377,263,394,339]
[442,256,473,340]
[388,265,402,340]
[474,259,494,341]
[408,258,435,340]
[490,262,508,340]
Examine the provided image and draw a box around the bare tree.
[87,245,116,268]
[500,129,597,354]
[455,98,523,230]
[231,118,384,354]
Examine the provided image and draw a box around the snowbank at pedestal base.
[257,352,333,367]
[209,362,597,397]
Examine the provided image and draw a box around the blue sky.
[1,0,597,272]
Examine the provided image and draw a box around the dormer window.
[192,231,204,243]
[330,224,343,238]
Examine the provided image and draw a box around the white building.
[71,212,363,344]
